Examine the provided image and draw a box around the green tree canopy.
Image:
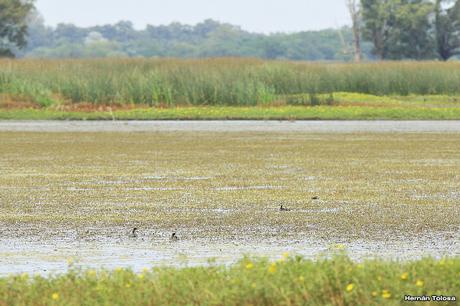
[0,0,35,57]
[435,0,460,60]
[361,0,435,60]
[19,17,372,61]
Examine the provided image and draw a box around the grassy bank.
[2,105,460,120]
[1,92,460,120]
[1,255,459,305]
[2,59,460,107]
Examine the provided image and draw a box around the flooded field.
[1,121,459,275]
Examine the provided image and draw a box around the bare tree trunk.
[347,0,362,62]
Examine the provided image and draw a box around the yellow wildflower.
[66,257,74,266]
[371,291,378,297]
[138,273,145,280]
[268,263,277,274]
[51,293,59,300]
[125,283,132,288]
[297,276,305,283]
[87,270,96,277]
[251,282,257,289]
[245,263,254,270]
[382,290,391,299]
[400,272,409,280]
[416,280,424,287]
[346,283,354,292]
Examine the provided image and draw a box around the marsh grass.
[1,255,459,305]
[2,59,460,107]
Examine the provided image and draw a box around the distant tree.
[201,24,245,57]
[361,0,400,59]
[85,31,108,45]
[361,0,435,60]
[262,37,287,59]
[24,10,51,48]
[389,0,435,59]
[110,21,137,42]
[435,0,460,60]
[194,19,222,37]
[21,16,370,61]
[0,0,35,57]
[346,0,362,62]
[53,23,87,44]
[361,0,393,59]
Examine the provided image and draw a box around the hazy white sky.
[35,0,350,33]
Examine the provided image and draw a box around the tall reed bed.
[1,58,460,106]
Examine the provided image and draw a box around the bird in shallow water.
[170,232,179,241]
[280,205,291,211]
[130,227,138,238]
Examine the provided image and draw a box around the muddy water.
[1,235,458,276]
[0,120,460,133]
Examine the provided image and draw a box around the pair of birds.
[130,228,179,241]
[280,196,319,211]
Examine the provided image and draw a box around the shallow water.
[1,235,458,276]
[1,120,460,133]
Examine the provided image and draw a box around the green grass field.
[1,255,459,306]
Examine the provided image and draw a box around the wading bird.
[280,205,291,211]
[130,227,138,238]
[170,232,179,241]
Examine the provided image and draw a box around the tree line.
[1,0,459,60]
[21,16,370,60]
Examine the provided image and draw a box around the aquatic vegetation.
[0,131,459,243]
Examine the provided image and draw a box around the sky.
[34,0,351,33]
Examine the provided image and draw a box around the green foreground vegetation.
[1,255,459,305]
[2,59,460,119]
